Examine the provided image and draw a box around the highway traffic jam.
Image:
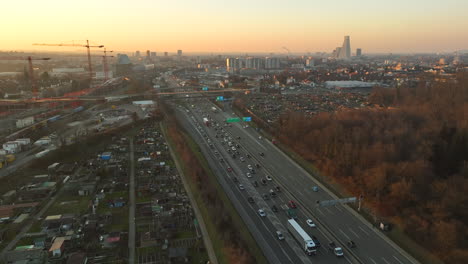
[177,101,353,264]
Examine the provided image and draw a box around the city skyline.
[1,0,467,53]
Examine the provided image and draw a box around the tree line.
[239,73,468,263]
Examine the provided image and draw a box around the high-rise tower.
[339,36,351,59]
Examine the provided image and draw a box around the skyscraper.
[356,48,362,56]
[164,52,168,56]
[135,50,141,57]
[177,50,182,56]
[339,36,351,59]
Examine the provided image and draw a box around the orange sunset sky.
[2,0,467,54]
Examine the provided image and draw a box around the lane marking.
[317,208,326,217]
[358,226,370,236]
[324,207,334,215]
[381,257,391,264]
[344,256,353,264]
[334,204,343,212]
[349,228,360,239]
[393,255,405,264]
[369,257,378,264]
[339,228,351,240]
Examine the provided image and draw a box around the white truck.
[287,219,317,255]
[211,107,218,113]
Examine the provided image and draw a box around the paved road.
[175,104,359,264]
[128,138,136,264]
[195,100,420,264]
[174,107,304,264]
[0,147,39,178]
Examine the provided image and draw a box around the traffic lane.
[198,113,350,263]
[238,134,414,264]
[196,106,382,262]
[192,108,348,264]
[200,119,308,264]
[176,109,298,264]
[219,113,415,264]
[236,130,411,264]
[180,113,294,264]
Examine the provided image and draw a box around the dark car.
[261,179,267,185]
[233,177,238,182]
[227,167,233,172]
[312,236,321,247]
[247,197,255,204]
[272,205,278,212]
[254,181,259,187]
[262,194,270,200]
[274,186,281,192]
[236,144,240,148]
[255,164,260,168]
[259,152,265,156]
[288,200,297,209]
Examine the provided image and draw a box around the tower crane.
[32,40,104,81]
[0,56,51,98]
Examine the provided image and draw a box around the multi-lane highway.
[173,99,419,264]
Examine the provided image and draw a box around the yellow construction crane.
[33,40,104,81]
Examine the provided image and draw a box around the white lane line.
[334,204,343,212]
[297,190,305,197]
[344,256,353,264]
[358,226,370,236]
[317,208,326,217]
[381,257,391,264]
[324,207,334,215]
[369,257,378,264]
[349,228,360,239]
[393,255,405,264]
[338,228,351,240]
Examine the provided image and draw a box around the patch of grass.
[28,221,43,233]
[163,122,267,264]
[189,240,210,264]
[15,236,35,247]
[105,208,129,232]
[45,194,91,216]
[175,230,195,239]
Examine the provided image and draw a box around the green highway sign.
[226,117,241,123]
[242,117,252,122]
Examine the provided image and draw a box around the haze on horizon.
[2,0,467,54]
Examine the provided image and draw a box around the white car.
[266,175,272,181]
[232,147,236,151]
[239,184,245,190]
[240,157,245,162]
[246,172,252,178]
[306,219,316,228]
[258,209,266,217]
[247,164,253,170]
[334,247,344,257]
